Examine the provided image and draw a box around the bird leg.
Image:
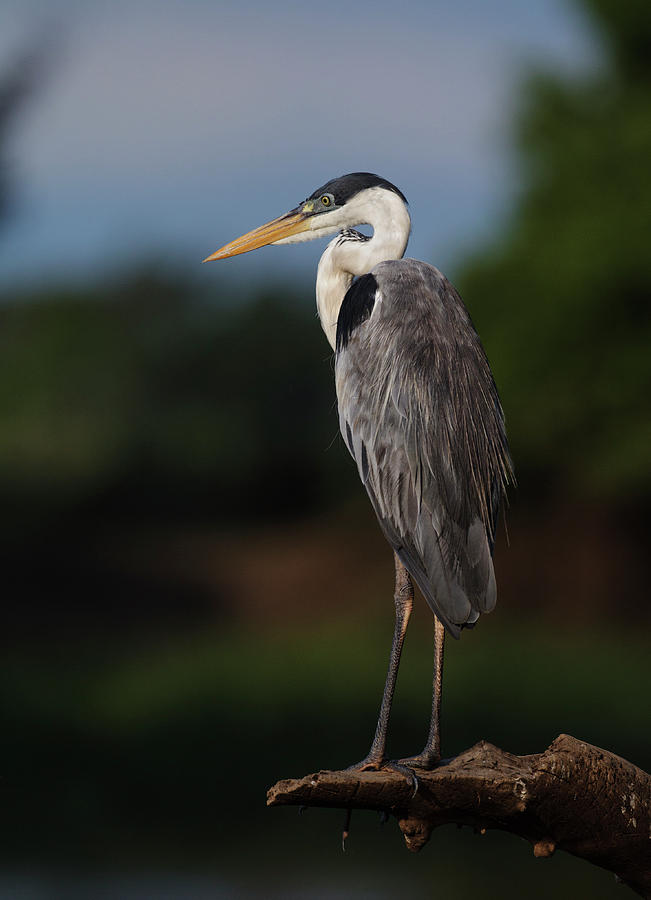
[348,552,413,771]
[399,615,445,768]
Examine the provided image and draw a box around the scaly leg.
[400,615,445,768]
[349,553,413,770]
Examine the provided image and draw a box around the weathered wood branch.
[267,734,651,898]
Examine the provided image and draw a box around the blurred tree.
[1,0,649,547]
[0,38,54,230]
[458,0,651,499]
[0,271,356,536]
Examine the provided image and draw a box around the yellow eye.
[321,195,331,207]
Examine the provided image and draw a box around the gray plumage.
[336,258,512,638]
[206,172,513,767]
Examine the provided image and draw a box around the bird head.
[203,173,408,261]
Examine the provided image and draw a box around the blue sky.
[0,0,597,290]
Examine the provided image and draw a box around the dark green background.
[1,1,649,896]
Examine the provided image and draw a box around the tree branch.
[267,734,651,898]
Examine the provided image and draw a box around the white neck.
[315,187,411,349]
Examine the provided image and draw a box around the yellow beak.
[203,207,312,262]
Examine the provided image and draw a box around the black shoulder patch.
[336,273,378,352]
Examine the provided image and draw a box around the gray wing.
[335,259,513,638]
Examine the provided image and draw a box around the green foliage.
[585,0,651,79]
[1,0,649,533]
[2,623,649,867]
[457,0,651,498]
[0,270,356,530]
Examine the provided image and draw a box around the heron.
[204,173,512,776]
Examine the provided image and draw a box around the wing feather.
[335,258,513,637]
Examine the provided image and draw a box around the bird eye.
[321,195,331,207]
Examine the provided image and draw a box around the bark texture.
[267,734,651,898]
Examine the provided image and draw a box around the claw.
[345,756,382,774]
[346,756,419,796]
[396,752,441,772]
[342,807,352,852]
[384,760,419,796]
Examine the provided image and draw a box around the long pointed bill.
[203,208,312,261]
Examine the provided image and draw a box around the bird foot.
[346,756,419,796]
[345,755,384,774]
[396,750,441,771]
[385,759,420,796]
